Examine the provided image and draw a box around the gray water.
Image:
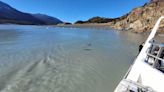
[0,25,147,92]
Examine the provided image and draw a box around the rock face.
[109,0,164,33]
[0,1,63,25]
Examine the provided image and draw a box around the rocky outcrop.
[108,0,164,33]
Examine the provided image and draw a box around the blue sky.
[1,0,149,23]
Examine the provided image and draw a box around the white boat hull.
[114,16,164,92]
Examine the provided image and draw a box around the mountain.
[0,1,63,25]
[32,14,63,25]
[75,17,115,24]
[108,0,164,33]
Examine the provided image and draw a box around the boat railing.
[149,41,164,47]
[146,41,164,72]
[147,53,164,62]
[115,79,155,92]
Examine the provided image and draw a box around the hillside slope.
[108,0,164,33]
[0,1,62,25]
[32,14,63,25]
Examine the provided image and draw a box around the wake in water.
[0,26,144,92]
[0,45,104,92]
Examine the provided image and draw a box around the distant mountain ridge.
[0,1,63,25]
[75,17,115,24]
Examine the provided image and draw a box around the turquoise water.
[0,25,146,92]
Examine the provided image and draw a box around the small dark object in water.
[83,43,92,51]
[84,48,92,51]
[87,43,92,46]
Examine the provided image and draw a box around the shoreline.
[55,23,111,28]
[54,23,164,36]
[54,23,124,31]
[0,23,163,36]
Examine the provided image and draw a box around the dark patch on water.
[84,48,92,51]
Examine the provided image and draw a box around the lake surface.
[0,25,150,92]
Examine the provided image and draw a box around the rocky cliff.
[109,0,164,33]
